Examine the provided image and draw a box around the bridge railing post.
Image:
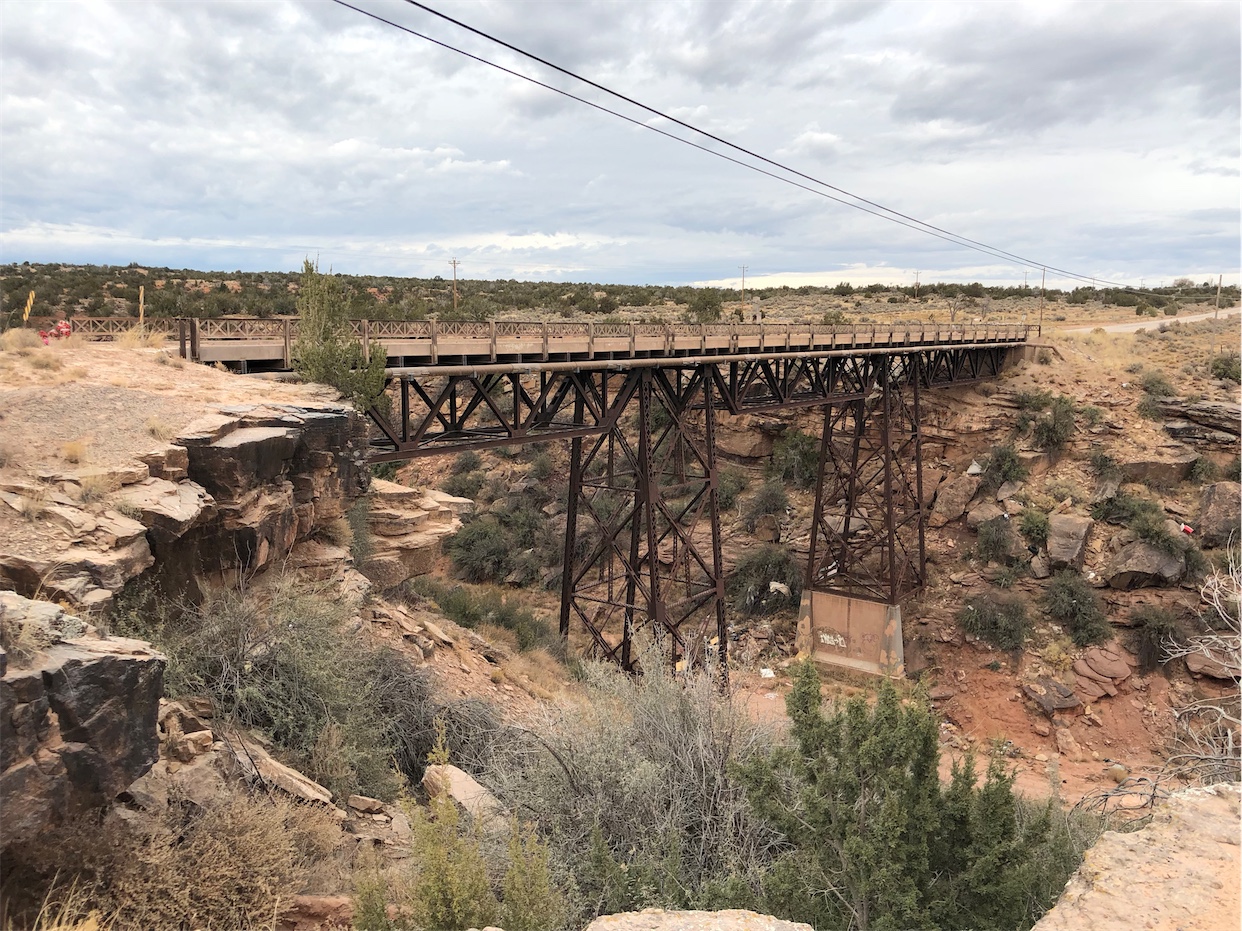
[430,318,439,364]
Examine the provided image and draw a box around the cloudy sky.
[1,0,1238,288]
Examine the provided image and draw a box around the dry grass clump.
[144,416,177,442]
[28,352,63,371]
[318,516,355,549]
[76,473,111,504]
[15,486,49,522]
[115,327,165,349]
[0,786,337,931]
[60,439,89,464]
[0,328,44,353]
[0,441,14,470]
[501,648,564,699]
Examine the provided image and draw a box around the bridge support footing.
[801,354,925,677]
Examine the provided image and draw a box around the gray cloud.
[0,0,1236,286]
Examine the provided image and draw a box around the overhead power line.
[332,0,1151,293]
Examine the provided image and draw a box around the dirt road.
[1062,306,1241,334]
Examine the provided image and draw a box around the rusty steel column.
[807,354,924,603]
[560,365,725,673]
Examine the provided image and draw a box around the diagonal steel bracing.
[362,340,1019,674]
[806,354,926,605]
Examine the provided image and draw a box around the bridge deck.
[166,317,1031,371]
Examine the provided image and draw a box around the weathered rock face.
[0,404,368,607]
[165,404,369,595]
[0,594,165,848]
[1033,784,1241,931]
[361,481,470,590]
[1103,541,1185,589]
[1118,450,1198,486]
[1197,481,1241,548]
[1046,514,1093,571]
[929,474,981,527]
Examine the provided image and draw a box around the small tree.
[737,665,1051,930]
[687,288,723,323]
[293,259,387,410]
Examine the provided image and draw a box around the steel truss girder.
[806,354,926,605]
[558,367,726,674]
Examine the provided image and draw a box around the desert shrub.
[1091,490,1161,525]
[994,565,1024,589]
[1089,450,1120,478]
[370,460,398,482]
[452,450,483,475]
[1228,456,1242,483]
[1140,371,1176,397]
[767,429,819,490]
[1033,396,1076,451]
[59,439,88,463]
[1136,396,1163,420]
[980,443,1027,492]
[1129,508,1181,554]
[958,595,1030,650]
[1209,352,1241,384]
[1078,405,1103,427]
[729,545,802,615]
[399,793,500,929]
[1019,509,1050,548]
[716,465,749,511]
[976,515,1016,563]
[528,451,555,482]
[110,579,425,800]
[1133,606,1179,671]
[1014,390,1054,411]
[0,785,333,931]
[736,666,1062,931]
[1043,571,1112,646]
[1189,457,1220,484]
[447,517,513,582]
[744,479,788,532]
[412,577,556,653]
[483,650,775,925]
[441,469,486,500]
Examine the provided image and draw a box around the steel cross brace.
[806,354,927,605]
[559,367,726,674]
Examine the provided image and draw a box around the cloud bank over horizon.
[2,0,1238,288]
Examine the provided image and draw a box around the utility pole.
[1215,273,1222,318]
[1023,270,1028,290]
[450,258,460,313]
[138,285,145,330]
[1038,268,1046,335]
[914,270,920,299]
[739,265,747,316]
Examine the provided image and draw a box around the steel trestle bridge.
[168,316,1032,677]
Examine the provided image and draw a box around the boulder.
[1030,554,1051,579]
[966,500,1004,529]
[224,735,334,807]
[1119,451,1198,486]
[1023,676,1081,717]
[348,794,386,814]
[1198,482,1241,548]
[1081,645,1133,681]
[422,763,505,827]
[1055,728,1084,762]
[1184,648,1240,680]
[930,474,981,527]
[1157,399,1241,436]
[1090,475,1121,504]
[1104,541,1185,589]
[1047,515,1093,570]
[113,477,215,538]
[753,513,780,542]
[137,444,190,482]
[1,596,165,848]
[996,480,1023,501]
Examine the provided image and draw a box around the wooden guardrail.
[16,315,1033,369]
